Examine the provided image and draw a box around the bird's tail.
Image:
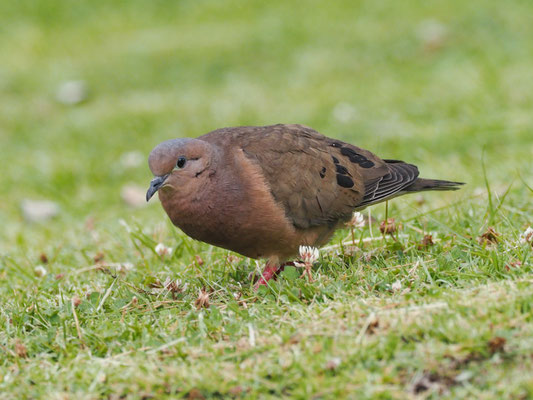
[404,178,465,192]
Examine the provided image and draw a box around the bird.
[146,124,463,286]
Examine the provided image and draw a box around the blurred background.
[1,0,532,253]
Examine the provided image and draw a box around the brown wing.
[200,124,416,229]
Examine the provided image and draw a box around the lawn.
[0,0,532,398]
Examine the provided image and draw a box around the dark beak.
[146,174,169,201]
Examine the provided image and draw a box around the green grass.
[1,0,532,398]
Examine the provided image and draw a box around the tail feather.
[359,161,464,209]
[404,178,465,192]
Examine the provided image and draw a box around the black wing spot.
[335,164,349,175]
[336,174,354,188]
[331,142,343,148]
[331,156,339,164]
[319,167,326,178]
[359,160,375,168]
[340,147,375,168]
[340,147,357,157]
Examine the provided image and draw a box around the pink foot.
[254,262,294,288]
[255,264,280,288]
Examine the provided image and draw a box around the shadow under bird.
[146,124,463,286]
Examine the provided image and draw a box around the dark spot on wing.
[340,147,361,159]
[335,164,349,175]
[340,147,375,168]
[319,167,326,178]
[332,156,339,164]
[336,174,354,188]
[359,160,375,168]
[331,142,343,148]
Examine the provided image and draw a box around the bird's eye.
[176,156,186,169]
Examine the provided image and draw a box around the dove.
[146,124,463,285]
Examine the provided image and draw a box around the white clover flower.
[298,245,320,264]
[155,243,173,257]
[520,226,533,245]
[294,246,320,282]
[325,357,341,370]
[116,262,134,272]
[34,265,47,277]
[348,212,365,228]
[163,277,187,293]
[391,280,402,291]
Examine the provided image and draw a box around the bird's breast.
[157,149,309,259]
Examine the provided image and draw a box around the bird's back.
[200,124,416,230]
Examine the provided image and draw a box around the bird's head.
[146,138,218,202]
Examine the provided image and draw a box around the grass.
[0,0,532,398]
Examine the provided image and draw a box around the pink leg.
[255,263,280,287]
[254,261,294,288]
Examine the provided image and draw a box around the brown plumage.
[146,124,463,285]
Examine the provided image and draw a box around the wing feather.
[200,124,406,228]
[359,162,419,206]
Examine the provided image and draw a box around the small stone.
[56,80,88,105]
[21,199,60,222]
